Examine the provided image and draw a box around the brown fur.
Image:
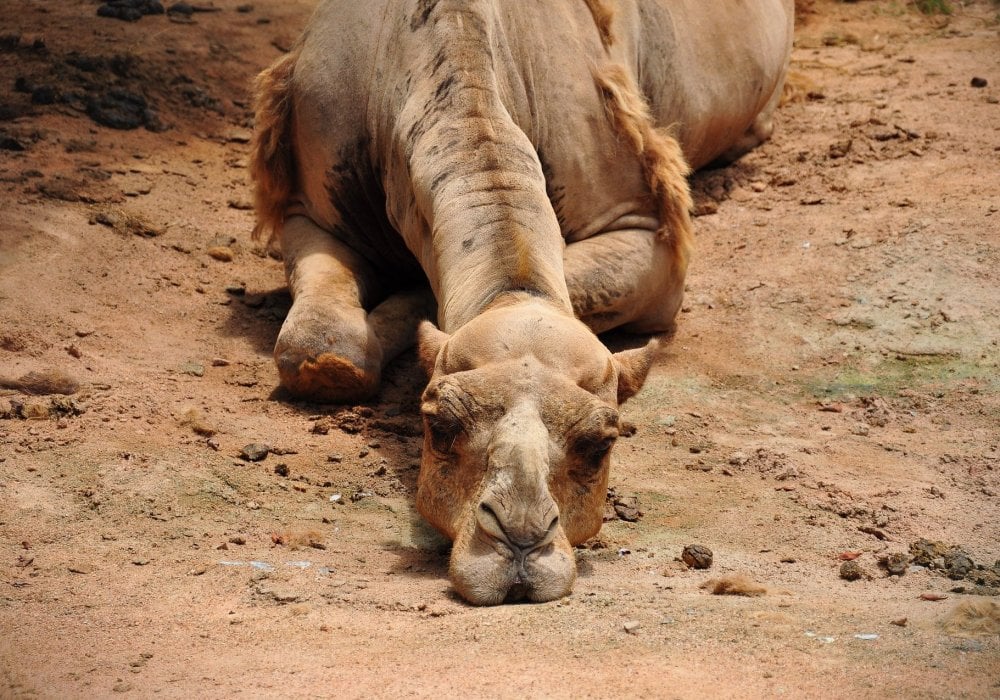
[250,46,301,245]
[701,574,768,597]
[781,69,819,105]
[271,529,327,550]
[940,600,1000,637]
[582,0,615,50]
[594,64,694,273]
[0,370,79,396]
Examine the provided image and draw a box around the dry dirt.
[1,1,999,697]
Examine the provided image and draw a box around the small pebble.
[970,77,988,88]
[207,246,234,262]
[240,443,270,461]
[884,553,909,576]
[623,620,641,634]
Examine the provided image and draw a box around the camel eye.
[574,434,616,464]
[424,413,462,455]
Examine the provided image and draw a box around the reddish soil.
[1,1,998,697]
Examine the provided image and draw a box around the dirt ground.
[1,0,998,697]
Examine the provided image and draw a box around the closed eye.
[573,431,617,463]
[423,411,463,455]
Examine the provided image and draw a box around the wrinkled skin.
[416,300,658,604]
[250,0,794,604]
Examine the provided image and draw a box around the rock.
[613,500,641,522]
[622,620,641,634]
[860,33,887,52]
[955,639,984,653]
[728,451,749,466]
[68,563,95,574]
[692,200,718,217]
[93,209,163,237]
[256,583,305,604]
[224,127,253,143]
[970,77,988,88]
[31,85,57,105]
[227,198,253,210]
[207,246,234,262]
[273,463,289,477]
[828,138,852,159]
[882,553,909,576]
[229,535,246,545]
[840,560,865,581]
[944,549,974,580]
[681,544,713,570]
[0,134,27,151]
[167,3,194,16]
[859,525,888,541]
[240,443,270,462]
[86,88,162,130]
[179,362,204,377]
[97,0,164,22]
[910,538,949,567]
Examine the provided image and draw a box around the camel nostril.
[476,501,508,543]
[477,498,560,552]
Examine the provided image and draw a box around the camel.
[250,0,794,604]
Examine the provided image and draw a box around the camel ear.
[417,321,449,377]
[612,337,664,404]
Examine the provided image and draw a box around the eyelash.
[426,417,462,454]
[576,436,615,462]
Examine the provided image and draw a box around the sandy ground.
[1,0,998,697]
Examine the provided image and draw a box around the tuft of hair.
[249,46,301,246]
[271,529,327,551]
[594,64,694,273]
[582,0,615,51]
[0,369,79,396]
[700,574,768,597]
[781,70,819,105]
[940,599,1000,637]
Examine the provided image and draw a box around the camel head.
[415,297,659,605]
